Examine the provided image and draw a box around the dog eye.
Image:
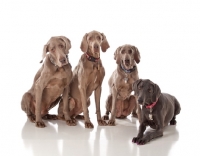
[51,47,55,52]
[121,50,125,54]
[138,86,142,90]
[148,89,152,93]
[88,37,92,41]
[128,50,132,54]
[97,36,101,40]
[59,45,64,48]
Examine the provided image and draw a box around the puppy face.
[114,45,140,70]
[80,30,110,58]
[43,36,71,67]
[133,79,161,106]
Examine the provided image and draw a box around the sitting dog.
[132,79,181,145]
[102,44,141,125]
[58,30,109,128]
[21,36,72,128]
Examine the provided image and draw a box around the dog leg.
[108,87,117,126]
[63,87,76,126]
[102,94,112,120]
[95,86,107,126]
[132,122,146,144]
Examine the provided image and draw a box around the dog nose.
[138,98,143,104]
[94,44,99,50]
[59,57,66,64]
[125,59,130,64]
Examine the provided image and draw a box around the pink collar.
[146,99,158,109]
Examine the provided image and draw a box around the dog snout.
[93,44,99,52]
[59,57,66,64]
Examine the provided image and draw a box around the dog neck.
[146,98,158,109]
[120,63,136,73]
[85,52,100,62]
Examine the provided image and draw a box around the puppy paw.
[66,119,77,126]
[98,119,107,126]
[36,121,46,128]
[85,122,94,129]
[108,120,115,126]
[102,115,109,120]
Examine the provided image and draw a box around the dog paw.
[102,115,109,120]
[36,121,46,128]
[28,115,36,123]
[66,119,77,126]
[98,119,107,126]
[43,114,58,120]
[85,122,94,129]
[132,137,148,145]
[170,119,177,125]
[75,115,85,120]
[116,115,127,119]
[108,120,115,126]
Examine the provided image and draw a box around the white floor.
[1,0,200,156]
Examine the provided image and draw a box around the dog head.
[41,36,71,67]
[133,79,161,106]
[80,30,110,58]
[114,44,140,70]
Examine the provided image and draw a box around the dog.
[102,44,141,125]
[21,36,72,128]
[58,30,110,128]
[132,79,181,145]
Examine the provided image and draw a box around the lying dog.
[102,44,141,125]
[21,36,72,128]
[132,79,181,144]
[58,30,109,128]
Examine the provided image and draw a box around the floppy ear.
[80,33,88,52]
[114,46,122,64]
[152,83,161,102]
[40,43,49,63]
[132,79,142,95]
[131,46,141,64]
[100,33,110,52]
[58,36,71,54]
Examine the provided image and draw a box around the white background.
[0,0,200,156]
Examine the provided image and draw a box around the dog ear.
[152,83,161,102]
[40,41,49,63]
[80,33,88,52]
[100,33,110,52]
[58,36,71,54]
[114,46,122,64]
[132,79,142,95]
[131,46,141,64]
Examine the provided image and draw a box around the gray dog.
[132,79,181,145]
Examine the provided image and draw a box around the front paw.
[36,121,46,128]
[85,122,94,129]
[66,119,77,126]
[102,115,109,120]
[98,119,107,126]
[132,137,148,145]
[108,120,115,126]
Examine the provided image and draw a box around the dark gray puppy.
[132,79,181,145]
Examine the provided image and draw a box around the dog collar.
[146,99,158,109]
[120,64,136,73]
[85,53,100,62]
